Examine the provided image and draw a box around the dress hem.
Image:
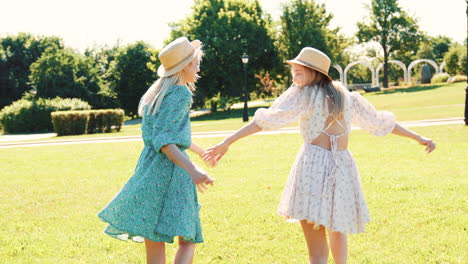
[97,214,204,244]
[277,211,368,235]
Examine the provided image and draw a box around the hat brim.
[286,59,332,81]
[157,40,202,78]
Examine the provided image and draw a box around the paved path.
[0,117,464,149]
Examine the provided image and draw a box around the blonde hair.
[305,68,346,119]
[138,49,204,116]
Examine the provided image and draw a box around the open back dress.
[254,83,396,234]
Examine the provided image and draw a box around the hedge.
[87,109,124,133]
[0,97,91,133]
[50,109,124,136]
[51,111,89,136]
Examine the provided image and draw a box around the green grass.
[1,124,466,263]
[362,82,465,121]
[1,82,465,143]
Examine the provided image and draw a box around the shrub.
[0,97,90,133]
[448,75,467,83]
[51,111,89,136]
[443,44,466,75]
[87,109,124,133]
[50,109,124,136]
[431,73,450,83]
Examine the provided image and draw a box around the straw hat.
[157,37,202,77]
[286,47,332,80]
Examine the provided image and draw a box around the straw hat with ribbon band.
[157,37,202,77]
[286,47,332,81]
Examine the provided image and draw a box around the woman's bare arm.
[188,142,205,157]
[161,144,214,191]
[203,121,262,163]
[391,123,436,153]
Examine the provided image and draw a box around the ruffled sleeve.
[350,92,396,136]
[254,86,307,131]
[150,85,192,152]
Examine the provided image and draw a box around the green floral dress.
[98,85,203,243]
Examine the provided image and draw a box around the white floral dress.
[254,84,396,234]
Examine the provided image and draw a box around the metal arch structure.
[407,59,439,83]
[376,60,407,86]
[344,60,377,87]
[332,64,344,83]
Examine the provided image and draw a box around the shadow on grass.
[373,84,445,95]
[191,106,267,121]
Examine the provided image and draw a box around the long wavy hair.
[304,68,346,119]
[138,49,204,116]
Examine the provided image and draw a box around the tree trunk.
[383,53,389,88]
[210,100,217,113]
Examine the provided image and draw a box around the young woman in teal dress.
[98,37,215,264]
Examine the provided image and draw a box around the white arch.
[407,59,439,83]
[439,61,446,73]
[376,60,407,86]
[344,60,376,87]
[332,64,344,83]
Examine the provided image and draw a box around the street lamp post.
[241,53,249,122]
[465,0,468,125]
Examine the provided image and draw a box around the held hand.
[201,151,217,167]
[202,142,230,165]
[189,165,215,193]
[418,136,436,153]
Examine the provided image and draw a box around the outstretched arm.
[391,123,436,153]
[189,141,217,167]
[203,121,262,164]
[188,142,205,157]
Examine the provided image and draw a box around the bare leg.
[144,239,165,264]
[300,220,329,264]
[329,231,347,264]
[174,237,195,264]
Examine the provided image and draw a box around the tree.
[84,44,122,108]
[0,33,63,108]
[107,41,158,117]
[416,41,436,62]
[357,0,423,88]
[444,43,466,75]
[431,35,452,63]
[0,48,9,108]
[169,0,281,110]
[29,47,103,107]
[278,0,350,68]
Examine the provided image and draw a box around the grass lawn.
[1,82,465,143]
[0,124,466,263]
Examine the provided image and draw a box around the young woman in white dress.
[203,47,435,264]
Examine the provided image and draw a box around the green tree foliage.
[443,43,467,75]
[414,35,452,65]
[416,41,436,61]
[432,36,452,63]
[357,0,423,87]
[169,0,281,109]
[278,0,350,73]
[0,33,63,108]
[0,48,8,108]
[107,41,158,117]
[29,47,103,107]
[84,44,122,108]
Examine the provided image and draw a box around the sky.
[0,0,465,52]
